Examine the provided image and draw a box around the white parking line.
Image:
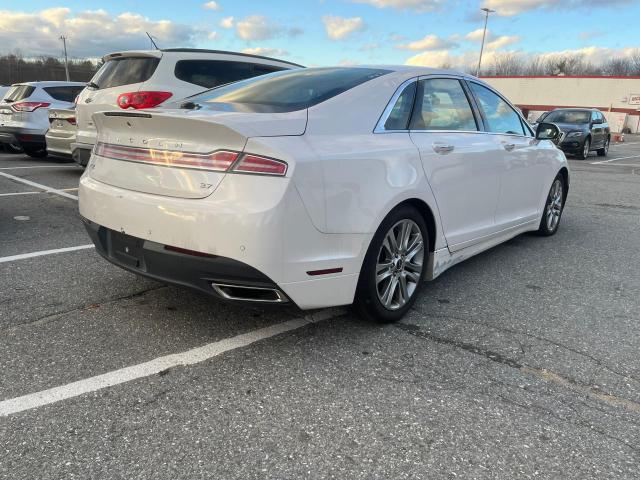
[0,165,79,170]
[0,188,78,197]
[0,308,345,417]
[0,171,78,200]
[0,244,94,264]
[591,154,640,165]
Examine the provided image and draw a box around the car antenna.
[146,32,160,50]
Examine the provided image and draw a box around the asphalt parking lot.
[1,142,639,479]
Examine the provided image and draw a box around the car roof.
[551,107,598,112]
[102,49,304,68]
[11,81,86,87]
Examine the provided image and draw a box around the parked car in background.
[542,108,610,159]
[73,49,303,167]
[45,108,77,159]
[79,66,568,323]
[0,81,85,157]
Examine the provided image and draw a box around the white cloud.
[351,0,444,12]
[465,28,519,50]
[396,34,457,51]
[322,15,365,40]
[0,8,199,57]
[234,15,301,41]
[207,31,219,40]
[219,16,234,29]
[481,0,632,16]
[202,1,220,11]
[241,47,288,57]
[485,35,520,50]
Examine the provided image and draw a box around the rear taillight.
[67,117,77,125]
[94,143,238,171]
[94,143,288,176]
[11,102,50,112]
[232,154,288,176]
[117,91,172,109]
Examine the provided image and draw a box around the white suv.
[73,49,303,166]
[0,81,85,157]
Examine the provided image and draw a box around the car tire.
[354,204,428,323]
[597,137,610,157]
[537,174,565,236]
[23,146,48,158]
[577,137,590,160]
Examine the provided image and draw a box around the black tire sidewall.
[579,138,590,160]
[23,146,47,158]
[355,204,429,323]
[538,175,565,236]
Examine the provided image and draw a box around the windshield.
[188,67,391,113]
[544,110,590,124]
[4,85,35,102]
[90,57,160,90]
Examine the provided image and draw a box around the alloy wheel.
[375,219,424,310]
[546,179,563,231]
[583,140,590,159]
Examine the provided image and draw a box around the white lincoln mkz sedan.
[79,66,567,322]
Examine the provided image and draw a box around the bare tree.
[487,52,525,76]
[602,57,632,76]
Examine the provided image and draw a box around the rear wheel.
[537,175,565,236]
[354,205,428,323]
[23,145,47,158]
[597,137,610,157]
[577,138,590,160]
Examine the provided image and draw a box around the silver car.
[45,108,77,159]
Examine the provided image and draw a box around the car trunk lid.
[89,108,306,199]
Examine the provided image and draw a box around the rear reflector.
[232,154,288,176]
[11,102,50,112]
[94,142,238,171]
[306,268,343,276]
[117,91,172,109]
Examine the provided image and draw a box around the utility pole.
[60,35,70,81]
[476,7,495,77]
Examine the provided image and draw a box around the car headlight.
[566,131,583,138]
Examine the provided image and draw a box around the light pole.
[60,35,70,81]
[475,7,495,77]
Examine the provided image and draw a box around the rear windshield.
[4,85,35,102]
[190,67,391,112]
[175,60,285,89]
[544,110,590,124]
[44,86,85,102]
[90,57,160,90]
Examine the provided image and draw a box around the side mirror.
[591,118,603,125]
[536,122,561,144]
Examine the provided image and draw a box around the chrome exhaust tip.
[211,283,287,303]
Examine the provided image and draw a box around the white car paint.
[73,49,302,165]
[79,66,568,313]
[0,81,84,150]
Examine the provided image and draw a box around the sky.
[1,0,639,69]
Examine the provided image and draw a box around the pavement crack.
[395,322,640,416]
[1,286,167,333]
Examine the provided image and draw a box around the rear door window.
[91,57,160,90]
[469,82,525,135]
[44,86,85,102]
[410,78,477,131]
[174,60,285,89]
[4,85,35,102]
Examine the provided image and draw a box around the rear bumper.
[0,126,46,147]
[79,173,367,309]
[46,132,75,157]
[83,219,287,303]
[71,142,93,166]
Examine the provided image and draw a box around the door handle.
[502,143,516,151]
[433,143,454,154]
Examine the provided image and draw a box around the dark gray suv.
[539,108,610,160]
